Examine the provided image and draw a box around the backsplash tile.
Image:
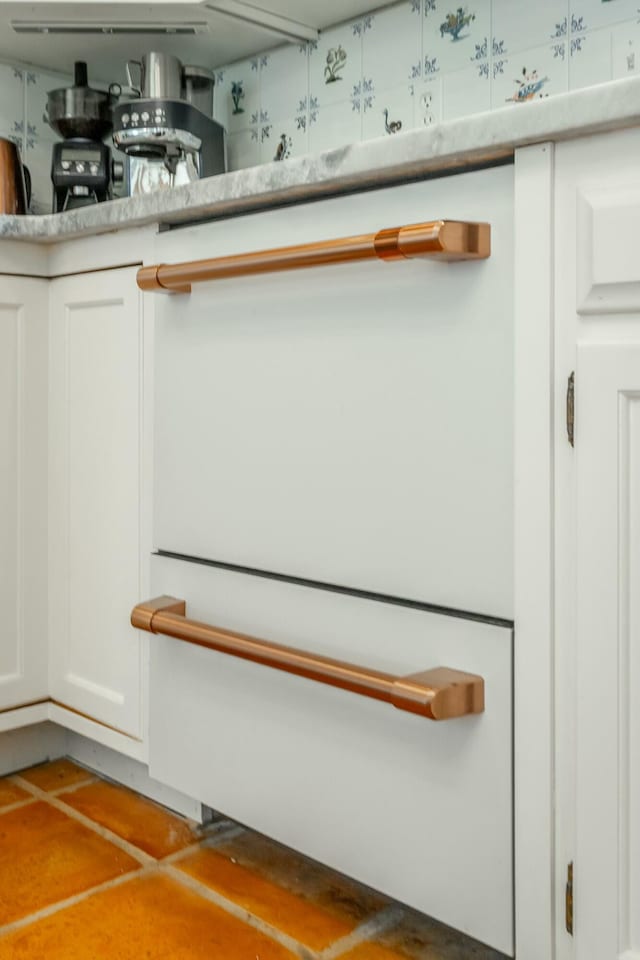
[0,0,637,209]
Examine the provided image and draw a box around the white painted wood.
[47,703,147,763]
[575,344,640,960]
[0,242,49,278]
[0,722,67,776]
[577,185,640,315]
[153,167,515,619]
[66,734,202,820]
[513,142,555,960]
[0,703,49,733]
[47,226,156,278]
[148,553,513,956]
[0,276,49,710]
[48,267,152,740]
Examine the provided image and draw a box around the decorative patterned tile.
[611,19,640,79]
[362,1,422,89]
[226,129,260,170]
[260,115,309,164]
[61,779,199,860]
[491,42,569,108]
[0,63,25,150]
[0,873,297,960]
[215,58,260,134]
[442,60,491,121]
[309,20,363,108]
[362,83,415,140]
[25,68,71,146]
[19,758,91,793]
[260,44,309,127]
[492,0,570,57]
[0,802,139,925]
[423,1,491,74]
[570,25,613,88]
[308,98,362,154]
[412,76,443,127]
[569,0,640,32]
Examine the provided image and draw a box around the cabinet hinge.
[565,861,574,935]
[567,372,575,447]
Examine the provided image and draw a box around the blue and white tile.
[363,83,414,140]
[25,68,70,145]
[260,115,309,164]
[0,64,25,147]
[612,19,640,79]
[309,20,363,108]
[260,44,309,125]
[308,98,362,154]
[215,58,260,133]
[226,128,260,171]
[492,0,569,57]
[412,76,443,127]
[442,60,490,120]
[362,1,423,89]
[569,0,640,32]
[424,1,490,74]
[569,25,612,88]
[491,42,569,108]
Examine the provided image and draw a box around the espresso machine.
[112,53,225,196]
[46,62,123,212]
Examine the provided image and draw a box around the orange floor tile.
[62,779,199,858]
[0,802,140,925]
[0,759,506,960]
[0,873,297,960]
[0,780,30,809]
[18,758,93,793]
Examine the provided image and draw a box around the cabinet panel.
[153,166,514,620]
[0,277,48,709]
[148,553,513,956]
[576,344,640,960]
[49,268,150,738]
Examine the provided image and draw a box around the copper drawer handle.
[137,220,491,294]
[131,596,484,721]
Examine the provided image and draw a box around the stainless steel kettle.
[0,138,30,215]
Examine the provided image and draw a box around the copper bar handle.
[137,220,490,294]
[132,596,484,721]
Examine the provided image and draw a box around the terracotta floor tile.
[0,802,140,925]
[18,758,92,793]
[340,910,506,960]
[0,872,297,960]
[0,780,30,809]
[61,779,199,859]
[176,833,388,951]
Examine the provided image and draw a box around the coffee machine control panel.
[119,106,168,128]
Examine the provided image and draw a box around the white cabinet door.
[576,344,640,960]
[152,166,514,620]
[148,553,513,956]
[0,276,48,710]
[49,268,151,739]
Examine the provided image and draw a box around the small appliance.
[46,61,123,212]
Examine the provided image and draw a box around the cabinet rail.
[131,596,485,721]
[136,220,491,294]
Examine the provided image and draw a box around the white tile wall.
[213,0,640,172]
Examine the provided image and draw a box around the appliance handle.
[136,219,491,294]
[131,596,485,721]
[126,60,142,97]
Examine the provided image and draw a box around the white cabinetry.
[48,267,152,741]
[0,276,48,710]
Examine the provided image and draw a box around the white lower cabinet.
[0,276,48,710]
[148,553,514,956]
[48,267,151,739]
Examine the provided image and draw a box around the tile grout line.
[0,865,155,939]
[0,797,37,817]
[163,863,318,960]
[10,775,156,866]
[318,903,406,960]
[49,776,100,796]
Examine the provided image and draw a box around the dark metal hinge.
[567,372,575,447]
[566,861,574,935]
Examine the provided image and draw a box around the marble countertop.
[3,75,640,244]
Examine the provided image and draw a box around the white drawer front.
[148,554,513,956]
[153,165,514,619]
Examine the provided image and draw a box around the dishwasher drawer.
[147,553,513,956]
[152,164,514,620]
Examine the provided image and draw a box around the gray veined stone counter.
[2,75,640,244]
